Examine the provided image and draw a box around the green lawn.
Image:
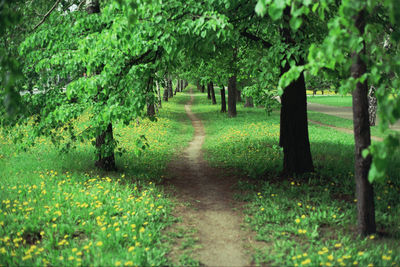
[192,91,400,266]
[307,111,395,139]
[307,95,353,107]
[0,93,193,266]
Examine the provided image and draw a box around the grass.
[307,111,396,139]
[307,95,353,107]
[0,93,193,266]
[192,90,400,266]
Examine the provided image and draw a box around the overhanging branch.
[32,0,62,32]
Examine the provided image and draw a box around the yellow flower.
[353,261,358,265]
[115,261,121,266]
[124,261,134,266]
[59,256,64,260]
[295,218,301,224]
[22,255,32,261]
[301,215,306,219]
[357,251,364,256]
[128,246,134,252]
[327,254,334,261]
[369,235,375,240]
[301,258,311,265]
[72,248,78,252]
[115,228,120,232]
[96,241,103,247]
[382,255,391,261]
[298,202,302,207]
[68,256,74,261]
[334,243,342,248]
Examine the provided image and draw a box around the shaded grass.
[191,90,400,266]
[0,92,193,266]
[307,95,353,107]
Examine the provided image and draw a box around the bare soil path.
[164,90,253,266]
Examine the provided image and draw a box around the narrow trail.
[165,90,252,266]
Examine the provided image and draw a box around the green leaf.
[289,16,302,31]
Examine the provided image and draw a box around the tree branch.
[32,0,62,32]
[240,29,272,49]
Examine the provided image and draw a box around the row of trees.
[1,0,399,235]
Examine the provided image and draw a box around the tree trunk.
[228,76,237,117]
[184,80,188,88]
[368,86,377,126]
[86,0,100,14]
[352,9,376,236]
[95,123,116,171]
[87,0,116,171]
[163,81,168,102]
[167,77,173,98]
[207,83,211,99]
[201,84,205,93]
[279,7,313,175]
[279,69,314,175]
[244,97,254,107]
[156,80,162,108]
[174,79,179,95]
[209,82,216,104]
[196,81,202,91]
[146,77,155,117]
[236,89,242,102]
[220,85,226,113]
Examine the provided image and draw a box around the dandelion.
[334,243,342,248]
[369,235,375,240]
[301,258,311,265]
[295,218,301,224]
[96,241,103,247]
[382,255,391,261]
[128,246,135,252]
[327,254,334,261]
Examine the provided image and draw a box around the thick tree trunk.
[279,70,314,175]
[209,82,216,104]
[244,97,254,107]
[279,7,313,175]
[352,9,376,236]
[95,123,116,171]
[220,85,226,113]
[228,76,237,117]
[184,80,188,88]
[201,84,205,93]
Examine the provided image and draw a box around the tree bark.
[237,89,242,102]
[207,83,211,99]
[95,123,116,171]
[368,86,377,126]
[85,0,100,14]
[279,68,314,175]
[87,0,116,171]
[156,80,162,108]
[279,7,313,175]
[220,85,226,113]
[146,77,155,117]
[167,77,173,98]
[228,76,237,117]
[244,97,254,107]
[352,9,376,236]
[196,81,202,91]
[209,82,216,104]
[163,79,168,102]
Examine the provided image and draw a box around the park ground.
[0,87,399,266]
